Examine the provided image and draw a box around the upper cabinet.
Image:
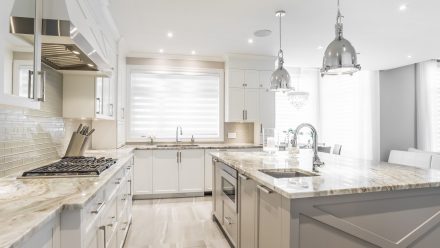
[0,0,43,109]
[63,74,115,120]
[225,55,276,128]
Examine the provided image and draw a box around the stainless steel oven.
[220,162,238,213]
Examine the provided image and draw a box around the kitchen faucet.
[176,126,183,143]
[292,123,324,172]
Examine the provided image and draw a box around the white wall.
[379,64,416,161]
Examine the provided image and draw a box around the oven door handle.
[239,174,248,180]
[257,185,272,194]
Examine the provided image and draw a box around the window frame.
[126,65,225,143]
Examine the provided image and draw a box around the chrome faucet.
[292,123,324,172]
[176,126,183,143]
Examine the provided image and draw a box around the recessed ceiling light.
[317,46,324,50]
[254,29,272,37]
[87,63,94,67]
[167,32,173,38]
[248,38,254,44]
[191,50,196,55]
[407,55,412,59]
[72,50,80,55]
[159,49,164,53]
[399,4,407,11]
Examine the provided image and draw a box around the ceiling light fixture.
[191,50,196,55]
[321,0,361,76]
[317,46,324,50]
[159,49,164,53]
[87,63,94,67]
[72,50,80,55]
[399,4,408,11]
[407,55,412,59]
[254,29,272,37]
[167,32,173,38]
[269,10,293,92]
[248,38,254,44]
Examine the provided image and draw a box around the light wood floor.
[123,196,230,248]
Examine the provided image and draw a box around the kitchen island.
[211,151,440,248]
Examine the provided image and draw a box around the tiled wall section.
[0,65,91,177]
[224,122,255,144]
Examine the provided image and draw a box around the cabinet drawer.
[83,189,105,231]
[223,202,238,247]
[105,169,124,201]
[101,196,118,247]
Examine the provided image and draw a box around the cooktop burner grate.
[22,156,117,177]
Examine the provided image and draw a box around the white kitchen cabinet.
[245,88,260,121]
[228,69,260,88]
[63,74,115,120]
[239,175,258,248]
[259,88,276,131]
[227,87,260,122]
[258,185,282,248]
[213,160,223,223]
[0,0,43,109]
[179,150,205,193]
[153,150,179,194]
[133,150,153,195]
[204,150,215,191]
[21,215,60,248]
[259,70,273,89]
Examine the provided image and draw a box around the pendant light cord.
[279,13,282,51]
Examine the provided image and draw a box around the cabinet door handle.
[122,107,125,119]
[38,71,46,102]
[27,70,34,99]
[242,110,245,120]
[260,123,263,133]
[257,185,272,194]
[96,98,101,114]
[177,151,179,163]
[244,110,248,120]
[239,174,249,180]
[99,226,106,247]
[179,151,182,163]
[128,179,132,196]
[224,216,233,225]
[91,202,105,214]
[109,103,114,116]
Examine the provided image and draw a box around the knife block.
[65,132,90,157]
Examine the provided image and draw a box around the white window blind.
[275,68,319,132]
[320,71,379,160]
[128,71,221,141]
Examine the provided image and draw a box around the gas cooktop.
[21,157,117,178]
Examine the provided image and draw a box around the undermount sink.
[259,168,318,178]
[156,144,199,148]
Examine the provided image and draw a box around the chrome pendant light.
[321,0,361,76]
[270,10,294,92]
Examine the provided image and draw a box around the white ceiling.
[109,0,440,71]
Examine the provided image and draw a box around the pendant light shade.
[270,10,294,92]
[321,0,361,76]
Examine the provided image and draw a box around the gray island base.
[211,151,440,248]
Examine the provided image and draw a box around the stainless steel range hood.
[10,15,110,72]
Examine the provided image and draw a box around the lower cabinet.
[239,174,258,248]
[213,159,223,223]
[133,150,153,195]
[257,185,282,248]
[204,149,215,192]
[152,150,180,194]
[179,150,205,193]
[21,215,60,248]
[134,149,206,196]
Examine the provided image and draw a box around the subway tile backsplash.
[0,65,91,177]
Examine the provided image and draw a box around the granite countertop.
[211,150,440,199]
[0,147,135,248]
[127,143,262,150]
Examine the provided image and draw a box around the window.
[320,71,379,160]
[127,70,223,141]
[275,68,319,132]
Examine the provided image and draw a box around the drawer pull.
[257,185,272,194]
[239,174,249,180]
[224,216,233,225]
[115,178,122,184]
[91,202,105,214]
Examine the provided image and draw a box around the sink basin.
[259,169,318,178]
[156,144,199,148]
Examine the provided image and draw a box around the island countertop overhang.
[210,151,440,199]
